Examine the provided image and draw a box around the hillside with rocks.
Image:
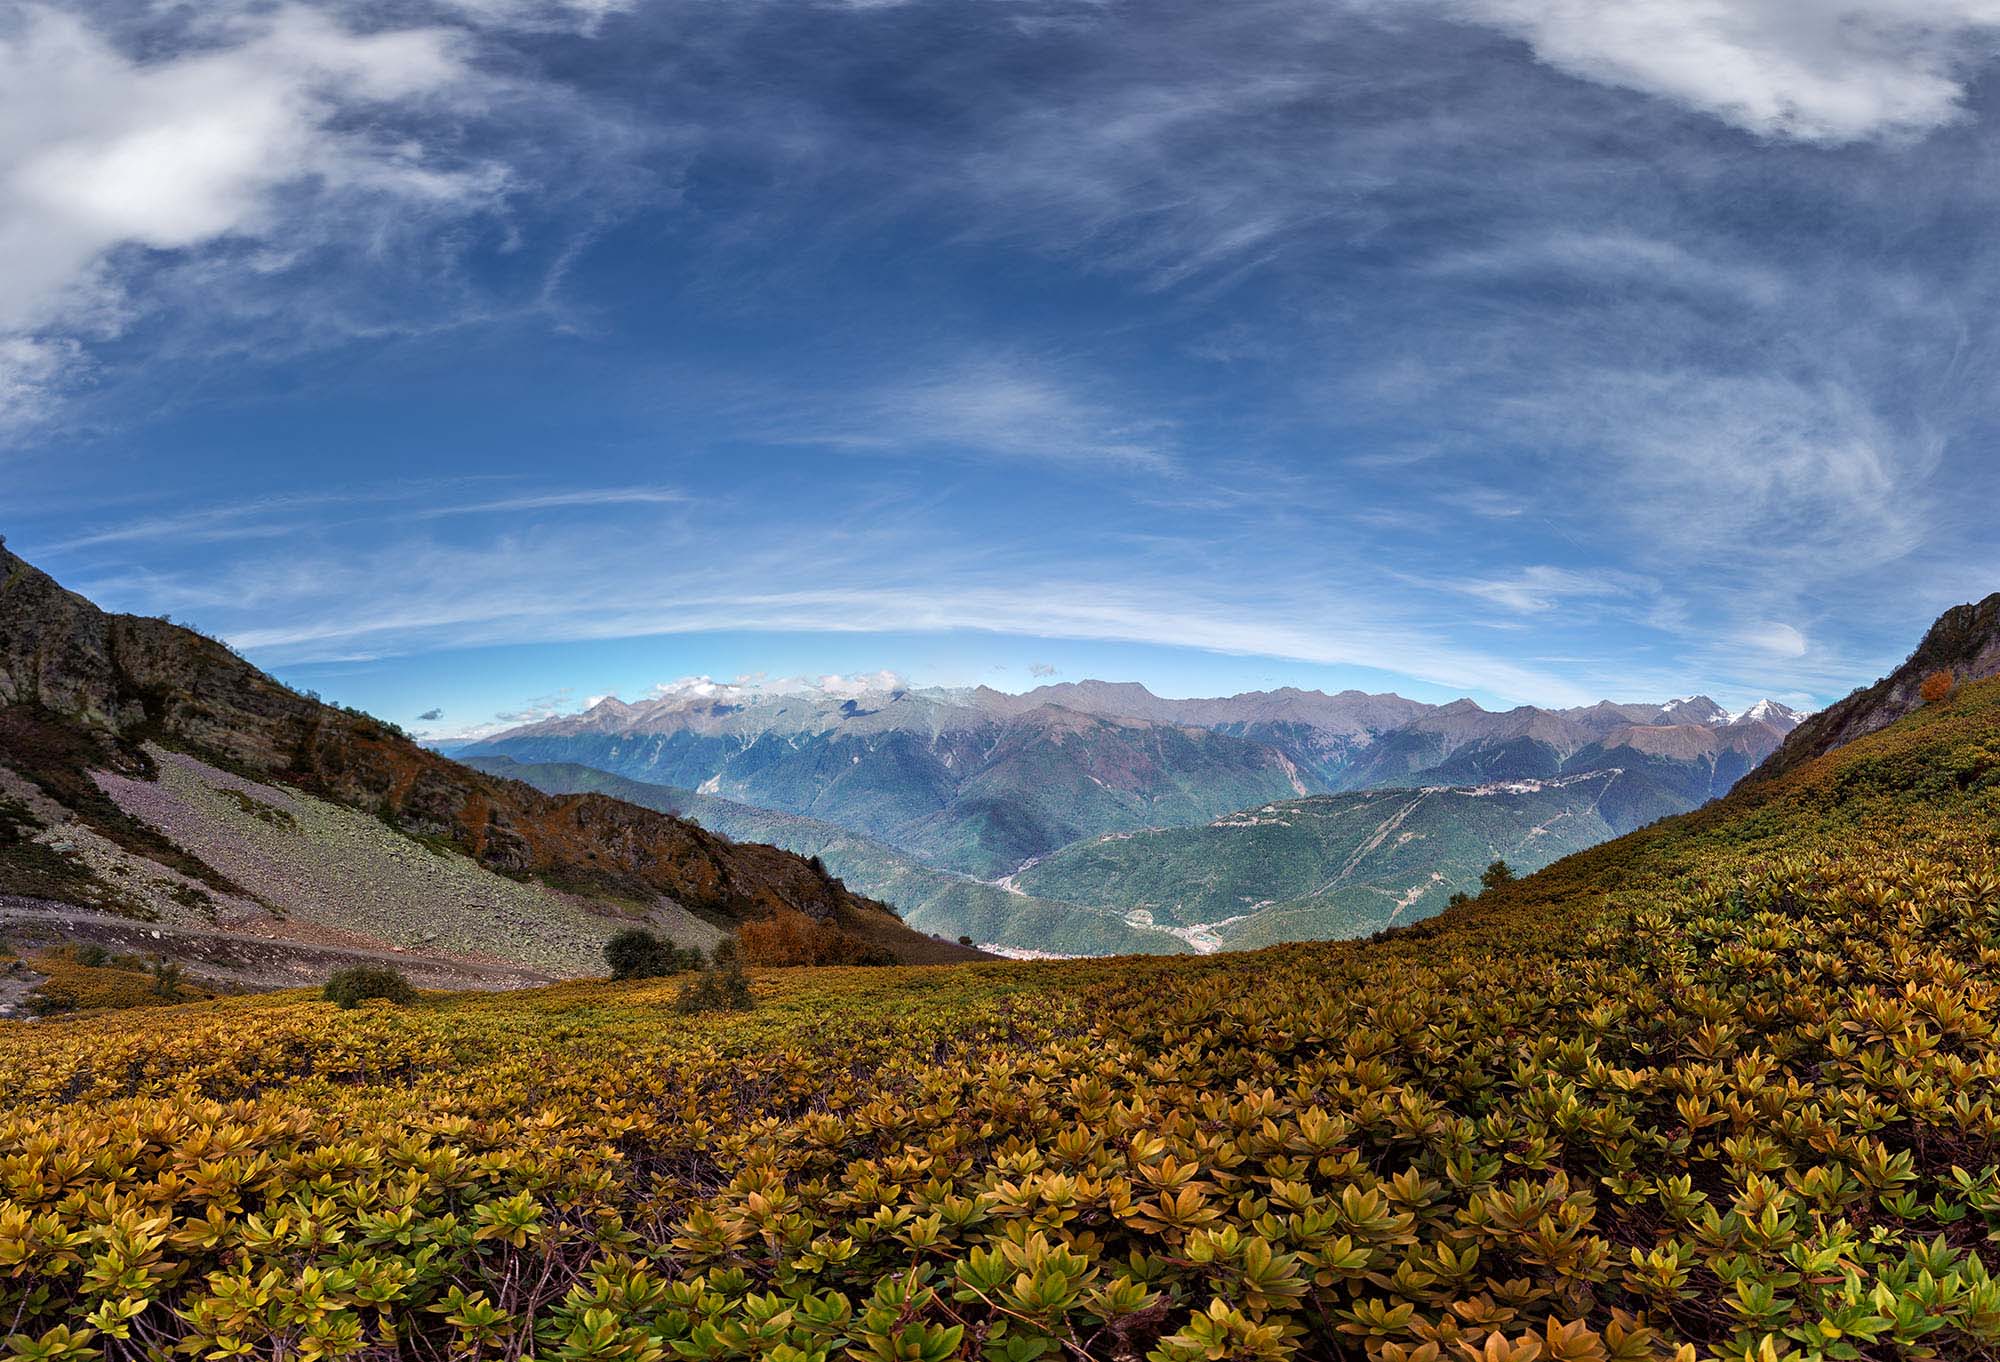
[0,542,975,977]
[1751,590,2000,784]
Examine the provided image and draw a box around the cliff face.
[0,542,961,955]
[1750,592,2000,784]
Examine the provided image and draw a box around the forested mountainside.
[6,616,2000,1359]
[0,543,974,974]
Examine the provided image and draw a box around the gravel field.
[88,749,723,976]
[0,896,552,992]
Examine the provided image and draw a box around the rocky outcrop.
[1749,592,2000,784]
[0,541,974,961]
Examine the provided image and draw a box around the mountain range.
[468,677,1804,949]
[11,535,2000,969]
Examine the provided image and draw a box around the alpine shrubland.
[6,678,2000,1360]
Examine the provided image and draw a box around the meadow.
[7,681,2000,1361]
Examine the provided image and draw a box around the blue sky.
[7,0,2000,739]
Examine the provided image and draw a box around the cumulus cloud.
[493,689,574,723]
[1438,0,2000,143]
[417,707,444,721]
[1028,661,1059,677]
[0,4,513,426]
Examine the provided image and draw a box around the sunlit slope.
[5,678,2000,1358]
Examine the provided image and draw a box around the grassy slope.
[465,756,1187,956]
[7,679,2000,1358]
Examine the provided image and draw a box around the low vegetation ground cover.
[5,681,2000,1360]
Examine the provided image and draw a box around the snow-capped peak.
[1731,698,1803,727]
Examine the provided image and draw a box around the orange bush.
[1921,668,1956,704]
[738,910,893,966]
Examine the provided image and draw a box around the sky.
[7,0,2000,740]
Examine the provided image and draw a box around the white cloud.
[642,671,909,702]
[124,521,1612,706]
[43,484,685,550]
[1426,230,1786,306]
[1495,370,1939,588]
[0,5,500,425]
[1448,566,1637,614]
[1738,621,1810,657]
[1439,0,2000,142]
[645,675,740,700]
[412,487,688,518]
[801,359,1176,471]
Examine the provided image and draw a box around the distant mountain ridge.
[469,678,1802,880]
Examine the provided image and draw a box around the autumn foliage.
[6,680,2000,1360]
[1922,668,1957,704]
[738,908,896,966]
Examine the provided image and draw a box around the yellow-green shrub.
[6,680,2000,1360]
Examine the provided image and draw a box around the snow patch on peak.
[1661,696,1729,725]
[1733,698,1803,726]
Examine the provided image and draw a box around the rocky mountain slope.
[0,542,973,975]
[1750,590,2000,784]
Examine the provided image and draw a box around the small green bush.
[1479,858,1516,892]
[324,965,417,1010]
[73,944,109,968]
[674,939,754,1014]
[604,928,701,980]
[24,986,77,1016]
[148,957,184,999]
